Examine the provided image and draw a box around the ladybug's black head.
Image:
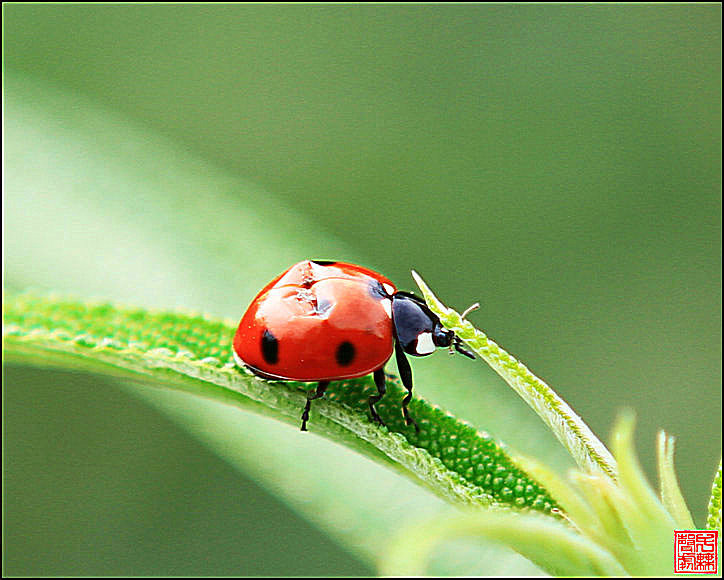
[391,292,474,359]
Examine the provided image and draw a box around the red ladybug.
[233,260,474,430]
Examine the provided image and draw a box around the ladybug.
[233,260,474,431]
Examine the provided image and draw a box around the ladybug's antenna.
[460,302,480,320]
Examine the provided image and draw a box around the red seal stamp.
[674,530,719,574]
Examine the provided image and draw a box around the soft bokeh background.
[3,4,720,576]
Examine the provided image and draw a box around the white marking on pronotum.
[383,283,395,296]
[415,331,436,355]
[381,297,392,318]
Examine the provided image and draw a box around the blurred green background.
[3,4,720,576]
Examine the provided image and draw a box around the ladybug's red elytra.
[233,260,474,431]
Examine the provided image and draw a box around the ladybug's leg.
[369,369,387,427]
[301,381,329,431]
[394,338,420,433]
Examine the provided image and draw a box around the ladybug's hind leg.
[394,339,420,433]
[369,368,387,427]
[301,381,329,431]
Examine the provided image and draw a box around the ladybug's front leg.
[301,381,329,431]
[394,339,419,433]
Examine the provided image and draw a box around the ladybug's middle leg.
[301,381,329,431]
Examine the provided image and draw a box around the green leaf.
[510,453,599,534]
[707,460,722,533]
[656,431,696,529]
[382,412,706,576]
[379,509,627,577]
[3,292,558,513]
[612,413,675,529]
[412,270,618,480]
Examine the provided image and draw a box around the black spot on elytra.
[336,341,356,366]
[311,260,337,266]
[261,329,279,364]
